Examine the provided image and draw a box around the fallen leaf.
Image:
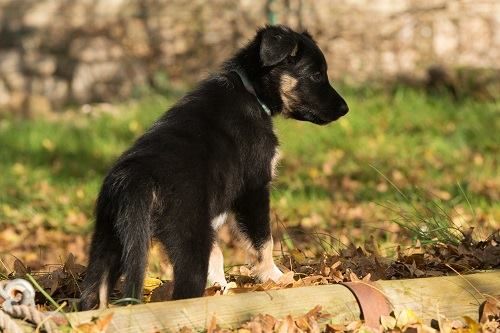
[345,320,362,331]
[75,313,113,333]
[275,314,295,333]
[277,271,295,286]
[479,297,500,323]
[290,249,307,265]
[14,259,28,276]
[207,315,218,333]
[325,323,346,332]
[397,309,420,327]
[463,315,481,333]
[380,315,397,330]
[143,277,162,294]
[150,281,174,302]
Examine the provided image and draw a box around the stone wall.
[0,0,498,113]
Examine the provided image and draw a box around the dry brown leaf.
[290,249,307,265]
[258,279,278,290]
[380,315,397,330]
[294,315,310,331]
[262,314,278,332]
[331,261,342,270]
[204,284,223,297]
[480,297,500,323]
[325,323,346,333]
[463,316,481,333]
[298,275,327,286]
[345,320,362,331]
[348,271,360,282]
[74,313,113,333]
[63,253,85,275]
[482,320,500,333]
[275,315,296,333]
[237,329,252,333]
[143,277,162,294]
[207,315,218,333]
[14,259,28,276]
[243,314,278,333]
[397,309,420,327]
[277,271,296,286]
[150,281,174,302]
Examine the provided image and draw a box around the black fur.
[79,25,348,310]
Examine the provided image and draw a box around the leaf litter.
[0,231,498,332]
[177,305,499,333]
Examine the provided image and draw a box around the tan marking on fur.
[279,74,299,115]
[228,219,283,282]
[251,238,283,282]
[271,148,281,179]
[207,242,228,287]
[98,271,109,309]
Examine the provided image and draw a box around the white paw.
[207,276,228,288]
[222,281,238,295]
[257,265,283,282]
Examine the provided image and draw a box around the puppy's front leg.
[207,241,228,287]
[233,185,283,282]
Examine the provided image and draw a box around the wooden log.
[377,270,500,322]
[65,270,499,333]
[68,284,360,332]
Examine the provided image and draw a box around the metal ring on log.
[341,281,392,329]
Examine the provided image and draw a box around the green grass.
[0,87,498,264]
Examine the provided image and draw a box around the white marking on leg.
[211,212,228,230]
[207,242,228,287]
[227,218,283,282]
[98,270,109,309]
[251,238,283,282]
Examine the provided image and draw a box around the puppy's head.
[257,26,348,124]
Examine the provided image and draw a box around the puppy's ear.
[260,26,298,66]
[301,30,313,40]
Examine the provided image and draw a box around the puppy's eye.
[310,72,323,82]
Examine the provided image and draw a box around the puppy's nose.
[339,103,349,115]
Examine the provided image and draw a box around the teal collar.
[234,69,272,116]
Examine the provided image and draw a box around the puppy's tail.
[80,171,155,310]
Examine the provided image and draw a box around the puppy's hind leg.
[158,211,212,300]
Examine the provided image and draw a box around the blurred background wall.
[0,0,498,115]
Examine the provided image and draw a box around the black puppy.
[80,25,348,310]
